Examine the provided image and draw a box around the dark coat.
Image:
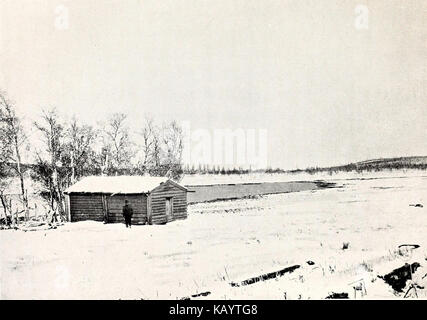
[122,204,134,218]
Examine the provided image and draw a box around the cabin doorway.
[165,197,173,222]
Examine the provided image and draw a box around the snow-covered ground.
[1,175,426,299]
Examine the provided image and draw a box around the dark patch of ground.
[398,244,420,250]
[372,186,403,190]
[230,265,300,287]
[191,291,211,298]
[325,292,349,299]
[379,262,421,293]
[180,291,212,300]
[314,181,337,189]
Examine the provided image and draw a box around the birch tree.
[161,120,184,180]
[64,117,98,182]
[101,113,135,174]
[138,115,158,172]
[0,90,29,220]
[33,108,66,222]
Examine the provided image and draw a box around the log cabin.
[64,176,188,225]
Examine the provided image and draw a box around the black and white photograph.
[0,0,426,304]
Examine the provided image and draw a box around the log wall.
[150,181,187,224]
[69,194,104,222]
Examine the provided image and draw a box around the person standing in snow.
[122,200,133,228]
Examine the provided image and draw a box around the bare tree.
[0,96,13,226]
[0,101,12,176]
[161,120,184,180]
[138,115,158,172]
[101,113,135,174]
[0,178,13,227]
[33,108,66,222]
[0,90,29,220]
[64,116,98,182]
[152,134,162,168]
[135,117,185,179]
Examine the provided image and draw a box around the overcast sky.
[1,0,426,169]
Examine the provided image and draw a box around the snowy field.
[1,174,427,299]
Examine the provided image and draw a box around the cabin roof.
[64,176,181,195]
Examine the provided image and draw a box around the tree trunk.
[13,124,29,221]
[70,150,75,184]
[0,194,11,226]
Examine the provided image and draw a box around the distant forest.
[182,156,427,175]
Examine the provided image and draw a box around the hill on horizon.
[296,156,427,174]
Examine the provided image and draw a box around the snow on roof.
[64,176,170,194]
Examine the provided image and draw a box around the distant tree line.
[296,158,427,175]
[182,165,291,175]
[182,164,253,175]
[182,159,427,176]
